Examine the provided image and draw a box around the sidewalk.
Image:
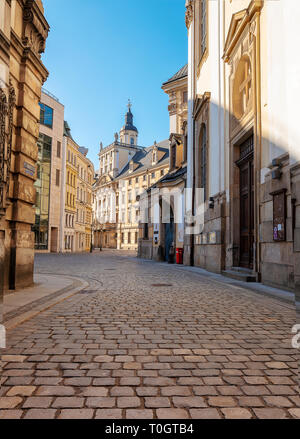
[3,273,89,330]
[135,255,295,306]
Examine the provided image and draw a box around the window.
[39,103,53,128]
[200,124,207,201]
[56,169,60,187]
[161,169,164,177]
[183,91,188,103]
[151,172,155,179]
[130,137,134,145]
[183,134,188,163]
[144,223,149,240]
[121,233,124,244]
[57,141,61,158]
[33,134,52,250]
[143,175,147,182]
[200,0,207,58]
[135,232,138,244]
[135,177,139,183]
[171,145,176,169]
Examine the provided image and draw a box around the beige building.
[183,0,300,292]
[93,104,169,252]
[0,0,49,291]
[34,89,65,253]
[138,66,188,260]
[93,103,144,250]
[116,140,169,251]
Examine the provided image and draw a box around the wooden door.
[239,157,254,269]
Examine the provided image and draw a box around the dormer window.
[170,144,176,170]
[152,151,157,164]
[129,160,134,173]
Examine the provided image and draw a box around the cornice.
[22,0,50,57]
[0,30,10,59]
[185,0,194,29]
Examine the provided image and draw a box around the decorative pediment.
[223,0,263,62]
[193,92,210,120]
[99,174,113,186]
[129,160,139,173]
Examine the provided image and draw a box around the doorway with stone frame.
[229,130,257,275]
[236,135,254,269]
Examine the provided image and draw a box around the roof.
[63,120,73,140]
[147,166,187,193]
[79,147,88,156]
[115,139,170,180]
[163,64,188,86]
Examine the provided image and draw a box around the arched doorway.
[164,206,174,262]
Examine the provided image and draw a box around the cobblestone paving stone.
[0,251,299,419]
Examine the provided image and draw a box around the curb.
[4,275,89,331]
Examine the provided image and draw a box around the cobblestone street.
[1,251,299,419]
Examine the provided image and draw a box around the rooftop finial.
[127,99,132,112]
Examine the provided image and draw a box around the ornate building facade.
[93,104,169,251]
[0,0,49,291]
[138,66,188,261]
[184,0,300,291]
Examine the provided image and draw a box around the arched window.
[200,0,207,57]
[199,124,207,201]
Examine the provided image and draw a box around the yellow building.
[64,123,77,252]
[62,122,94,253]
[76,147,94,252]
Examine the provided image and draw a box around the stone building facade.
[0,0,49,291]
[184,0,300,291]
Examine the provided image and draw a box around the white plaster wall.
[196,0,224,197]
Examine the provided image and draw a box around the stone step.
[222,269,257,283]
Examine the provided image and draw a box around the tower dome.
[119,100,138,145]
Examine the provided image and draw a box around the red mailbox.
[176,248,183,264]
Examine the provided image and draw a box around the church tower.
[119,100,138,145]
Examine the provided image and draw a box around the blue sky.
[42,0,187,168]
